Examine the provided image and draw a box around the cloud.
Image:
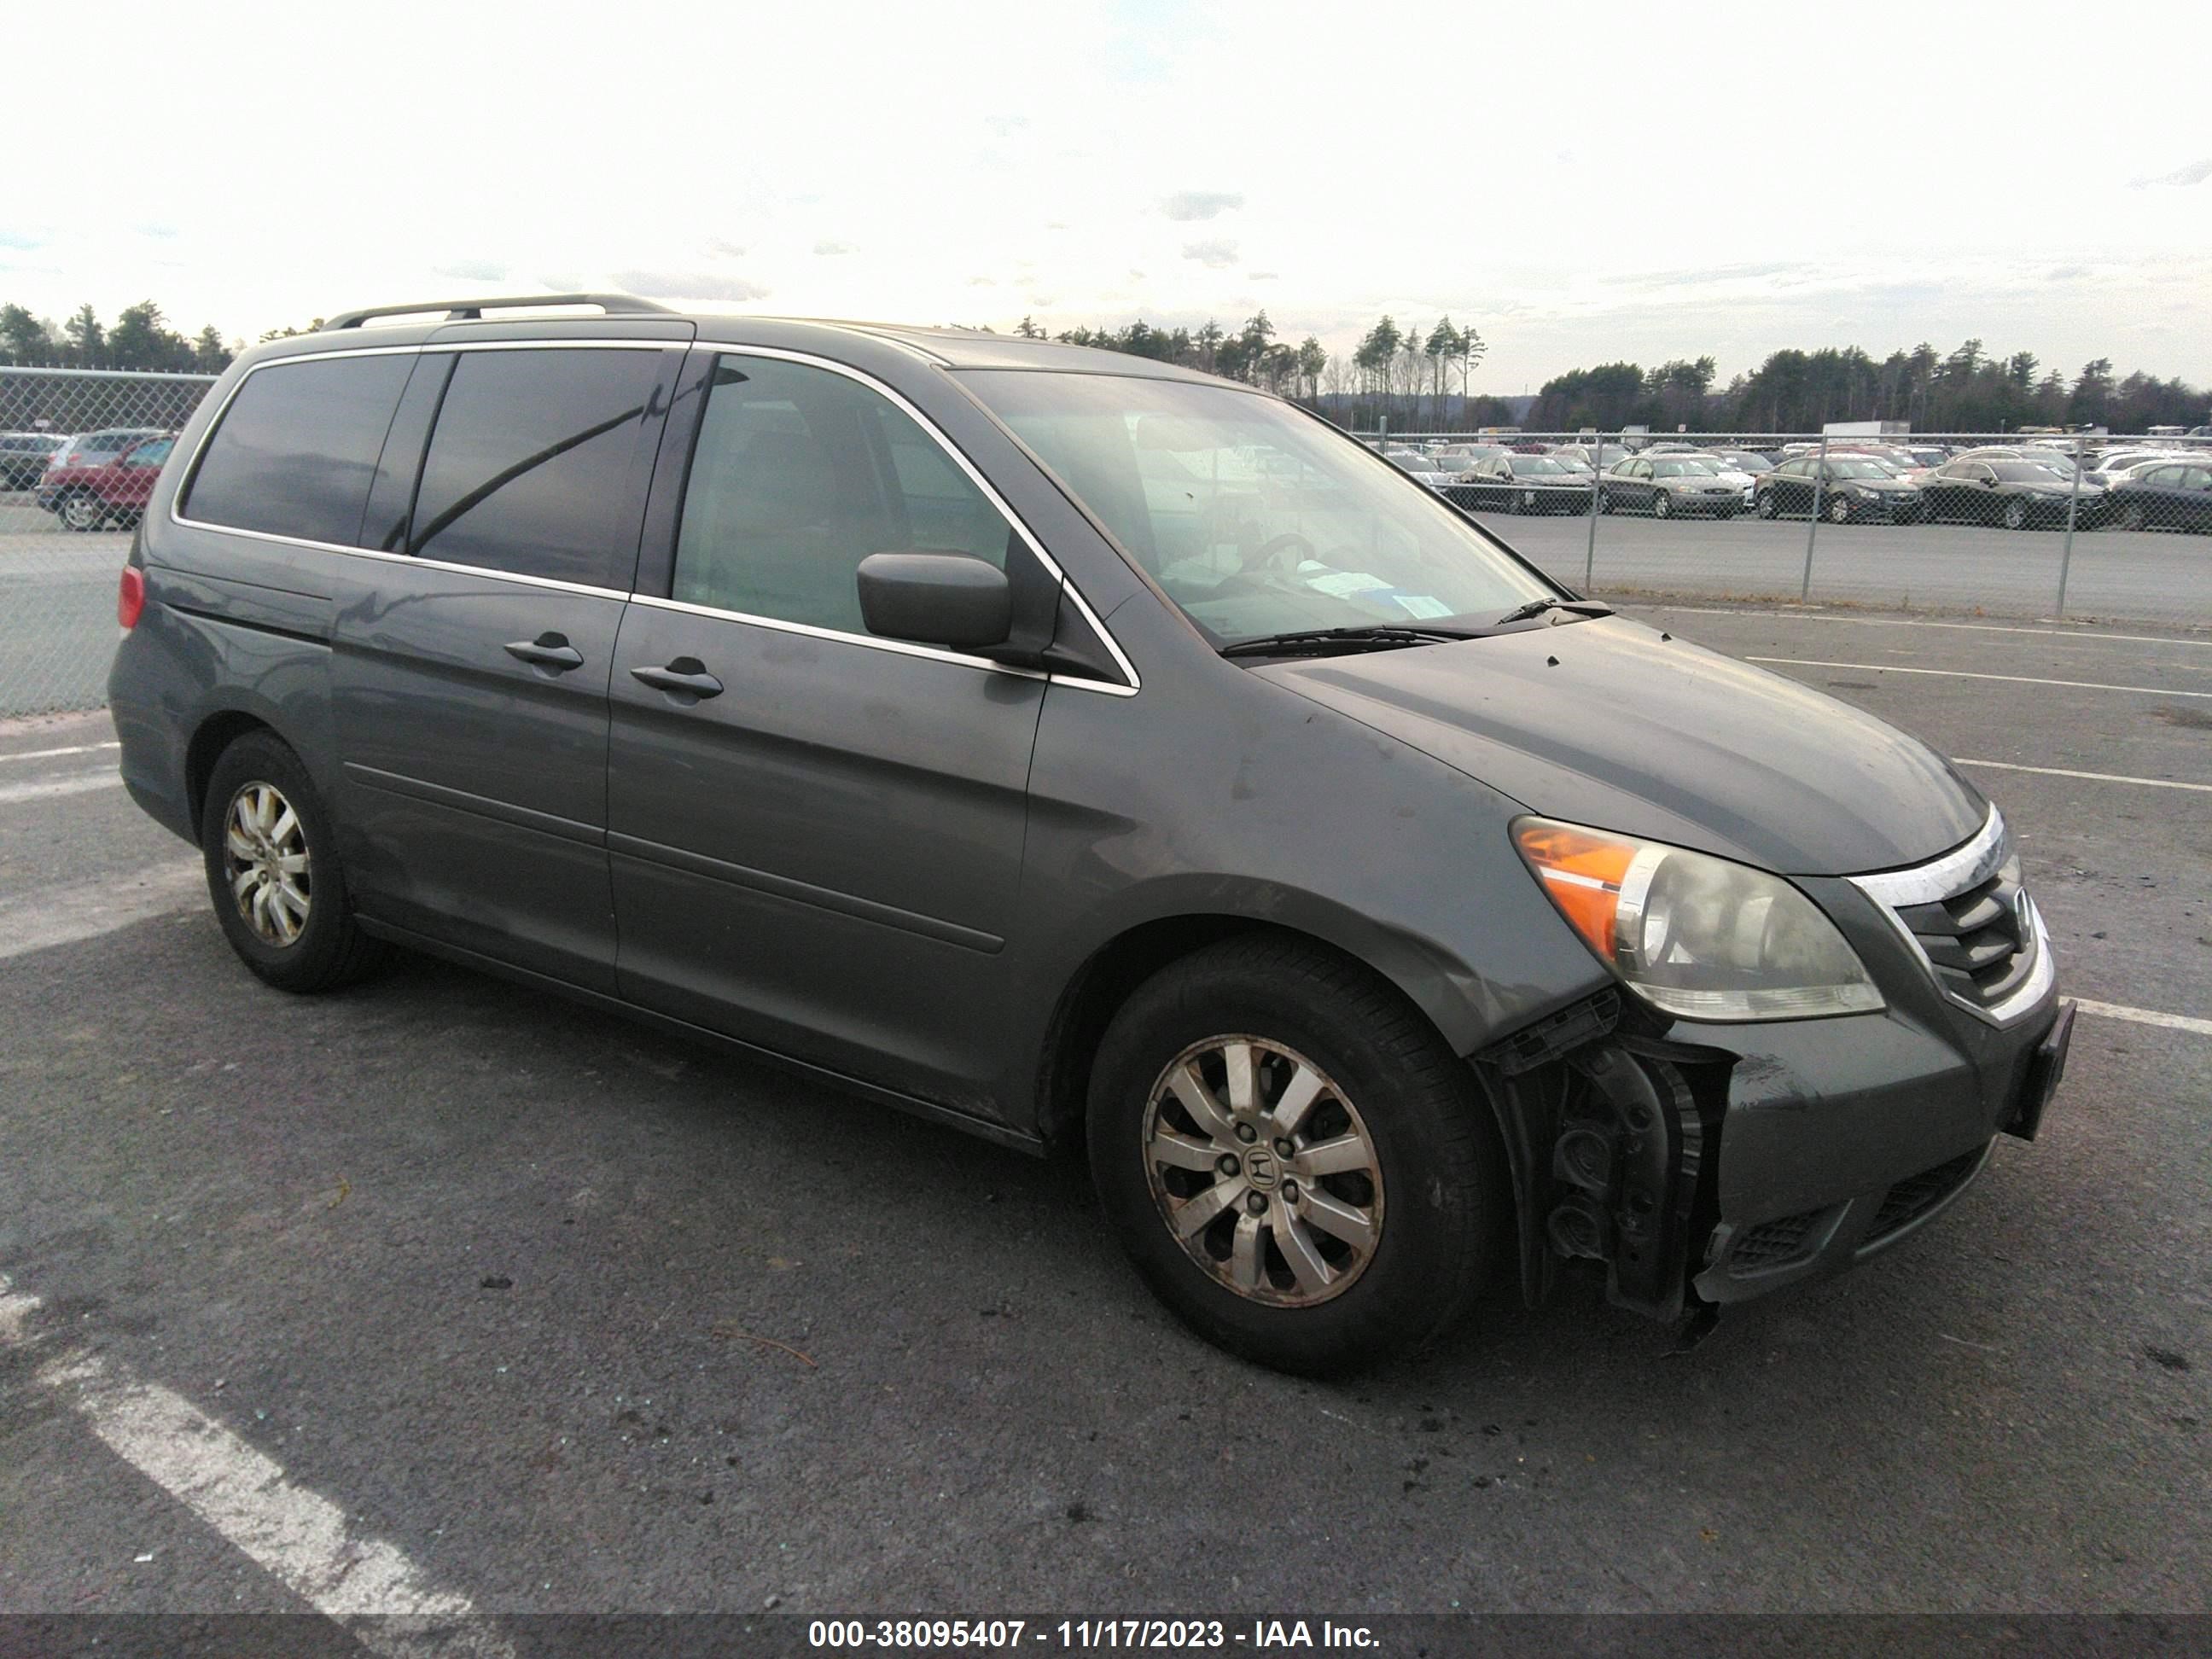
[0,230,43,250]
[2129,157,2212,188]
[813,240,855,255]
[434,259,509,282]
[1161,190,1244,222]
[706,239,748,258]
[967,276,998,287]
[613,271,771,301]
[1249,271,1278,281]
[1181,238,1240,269]
[135,222,180,239]
[2044,265,2091,282]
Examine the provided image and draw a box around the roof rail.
[320,294,678,331]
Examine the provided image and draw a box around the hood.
[1843,476,1916,492]
[1255,616,1986,876]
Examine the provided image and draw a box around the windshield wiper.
[1218,623,1484,659]
[1492,597,1615,626]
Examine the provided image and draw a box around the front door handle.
[631,658,725,700]
[504,632,585,671]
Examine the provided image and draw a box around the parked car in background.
[1707,449,1778,476]
[2108,461,2212,532]
[1680,454,1759,510]
[1428,443,1507,476]
[1383,448,1458,489]
[2085,449,2186,489]
[43,427,168,477]
[1953,445,2080,479]
[1918,459,2110,529]
[1552,441,1627,472]
[0,432,69,490]
[35,433,177,530]
[1755,455,1925,523]
[1598,455,1744,518]
[1452,452,1593,514]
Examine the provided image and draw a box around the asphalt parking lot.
[1,602,2207,1629]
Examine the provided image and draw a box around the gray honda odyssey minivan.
[108,294,2072,1373]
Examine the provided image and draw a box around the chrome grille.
[1850,809,2053,1026]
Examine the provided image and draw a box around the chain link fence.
[1356,427,2212,630]
[2,366,218,717]
[4,364,2209,720]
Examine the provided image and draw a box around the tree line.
[1011,311,1334,403]
[0,300,239,374]
[1530,342,2209,434]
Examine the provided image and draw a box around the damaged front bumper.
[1474,970,2072,1324]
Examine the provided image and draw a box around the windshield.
[1993,463,2065,481]
[1826,458,1891,479]
[1509,457,1569,474]
[960,371,1554,643]
[1650,459,1707,477]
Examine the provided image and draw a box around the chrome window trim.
[165,337,1142,697]
[1848,807,2052,1027]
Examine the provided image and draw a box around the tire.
[1755,491,1778,520]
[2001,497,2029,532]
[1826,493,1852,524]
[1652,492,1672,520]
[59,492,106,533]
[1086,935,1505,1376]
[200,731,390,993]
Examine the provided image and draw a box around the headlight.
[1512,818,1884,1022]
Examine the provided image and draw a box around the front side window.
[124,438,173,469]
[672,356,1010,633]
[183,356,413,545]
[410,347,663,585]
[958,370,1551,643]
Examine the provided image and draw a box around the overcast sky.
[6,0,2210,392]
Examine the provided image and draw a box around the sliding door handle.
[504,633,584,671]
[631,658,725,699]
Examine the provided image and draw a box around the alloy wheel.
[60,494,104,532]
[1142,1036,1384,1307]
[223,781,311,946]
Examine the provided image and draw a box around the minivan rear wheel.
[1086,936,1505,1375]
[200,731,388,992]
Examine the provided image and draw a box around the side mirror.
[856,551,1012,649]
[1982,476,1999,487]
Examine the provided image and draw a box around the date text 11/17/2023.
[806,1619,1381,1650]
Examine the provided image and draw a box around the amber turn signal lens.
[1511,819,1637,958]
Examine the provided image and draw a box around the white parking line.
[0,858,203,960]
[2075,1000,2212,1039]
[0,1272,511,1653]
[0,773,123,806]
[1656,608,2212,650]
[0,741,121,765]
[1746,657,2212,699]
[1955,759,2212,793]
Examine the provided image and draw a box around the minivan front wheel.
[1087,937,1504,1374]
[200,731,388,992]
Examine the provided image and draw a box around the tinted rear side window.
[183,356,413,544]
[410,347,662,586]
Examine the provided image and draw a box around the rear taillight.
[118,566,145,631]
